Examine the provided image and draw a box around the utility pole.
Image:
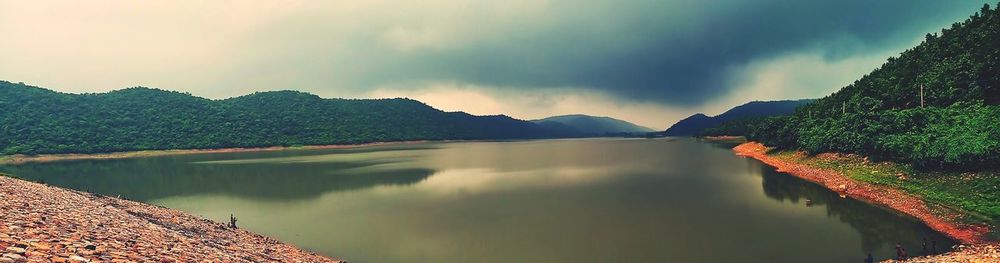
[920,84,925,108]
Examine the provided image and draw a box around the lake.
[0,138,954,262]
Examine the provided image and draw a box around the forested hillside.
[664,100,812,136]
[747,4,1000,169]
[532,114,654,135]
[0,82,573,155]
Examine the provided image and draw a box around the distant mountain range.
[663,99,813,136]
[531,114,654,135]
[0,81,583,155]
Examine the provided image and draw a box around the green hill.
[747,3,1000,169]
[531,114,654,135]
[0,82,572,155]
[664,100,813,136]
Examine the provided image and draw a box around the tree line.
[0,83,574,155]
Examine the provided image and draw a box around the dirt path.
[0,176,342,262]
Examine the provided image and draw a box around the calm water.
[1,138,954,262]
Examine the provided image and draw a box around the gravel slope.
[0,175,342,263]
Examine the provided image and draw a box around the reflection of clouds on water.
[412,166,619,195]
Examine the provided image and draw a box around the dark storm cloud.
[1,0,991,108]
[349,0,990,106]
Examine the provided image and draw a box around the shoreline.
[733,142,990,243]
[733,142,999,262]
[0,175,343,262]
[0,137,634,165]
[0,140,434,165]
[699,135,746,142]
[698,136,748,145]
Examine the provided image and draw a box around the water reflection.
[0,138,956,262]
[0,146,438,201]
[758,165,955,258]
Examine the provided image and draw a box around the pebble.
[0,254,23,263]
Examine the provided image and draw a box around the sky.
[0,1,992,129]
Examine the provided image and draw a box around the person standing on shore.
[895,242,908,260]
[922,237,928,253]
[230,213,239,229]
[864,253,874,263]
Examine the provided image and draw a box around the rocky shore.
[733,142,998,262]
[0,175,342,262]
[890,244,999,262]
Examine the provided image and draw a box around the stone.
[3,247,23,255]
[0,254,24,263]
[31,243,51,250]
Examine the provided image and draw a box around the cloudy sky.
[0,1,991,129]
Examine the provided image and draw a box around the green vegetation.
[700,116,764,137]
[704,4,1000,233]
[746,3,1000,170]
[0,82,575,155]
[769,151,1000,226]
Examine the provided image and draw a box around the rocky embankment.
[733,142,998,263]
[0,175,342,263]
[890,244,999,262]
